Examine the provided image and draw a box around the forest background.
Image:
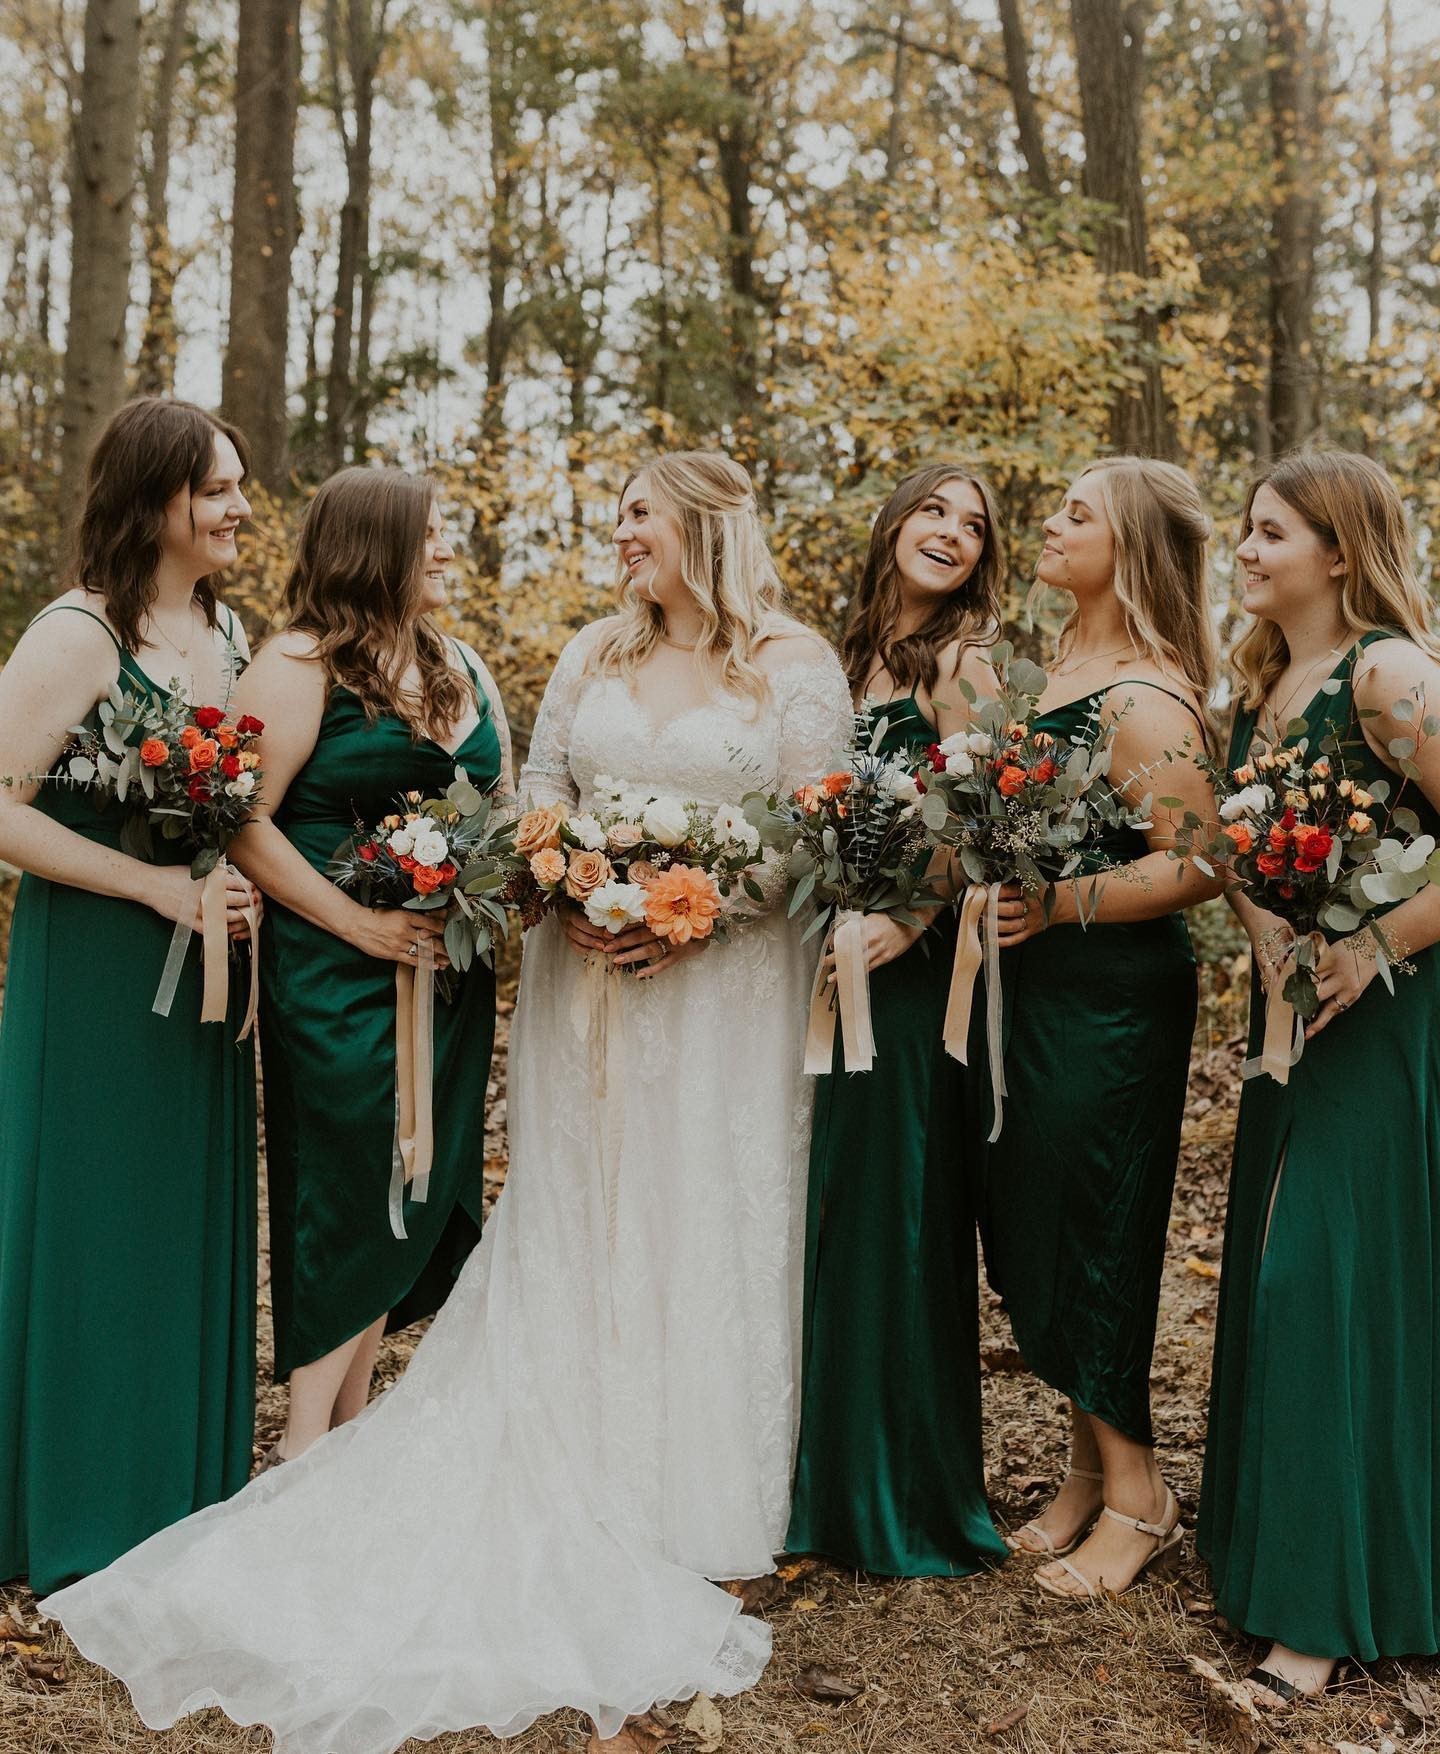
[3,0,1440,1748]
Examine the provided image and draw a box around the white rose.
[642,795,690,847]
[224,771,256,799]
[387,826,414,855]
[884,769,921,804]
[410,829,450,868]
[967,731,996,755]
[941,749,975,777]
[569,813,608,850]
[1219,783,1274,821]
[583,880,651,934]
[936,732,969,756]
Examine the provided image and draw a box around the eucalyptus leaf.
[191,845,220,879]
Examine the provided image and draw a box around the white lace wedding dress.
[43,621,853,1754]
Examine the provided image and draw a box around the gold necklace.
[149,606,201,660]
[1049,640,1137,679]
[659,633,698,652]
[1265,644,1346,734]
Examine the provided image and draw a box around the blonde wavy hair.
[1050,456,1217,708]
[1232,449,1440,710]
[589,451,786,701]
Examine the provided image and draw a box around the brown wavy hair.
[838,464,1004,696]
[70,396,250,654]
[280,467,473,738]
[1232,448,1440,710]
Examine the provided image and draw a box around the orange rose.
[794,785,823,813]
[606,821,644,852]
[239,751,261,770]
[529,847,566,887]
[996,763,1027,797]
[139,737,169,767]
[627,860,661,888]
[216,727,239,750]
[411,864,444,894]
[188,739,219,772]
[515,803,567,858]
[1222,822,1255,854]
[820,772,852,798]
[1255,851,1287,878]
[179,725,201,749]
[563,848,612,901]
[1348,811,1374,833]
[644,863,722,944]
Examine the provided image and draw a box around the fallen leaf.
[1094,1663,1110,1684]
[1187,1655,1263,1752]
[797,1724,828,1739]
[776,1556,820,1583]
[19,1653,68,1688]
[1008,1475,1050,1495]
[719,1575,782,1613]
[795,1596,820,1612]
[983,1702,1029,1736]
[1401,1676,1440,1719]
[1185,1255,1221,1279]
[980,1346,1028,1375]
[794,1666,862,1704]
[0,1612,41,1652]
[681,1694,722,1753]
[1334,1743,1379,1754]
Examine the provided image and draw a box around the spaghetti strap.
[28,603,123,655]
[449,638,491,720]
[1104,677,1209,737]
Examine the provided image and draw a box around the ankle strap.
[1101,1487,1176,1539]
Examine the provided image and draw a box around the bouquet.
[503,775,771,959]
[329,769,515,1239]
[61,683,266,1031]
[1169,705,1440,1083]
[743,720,939,1075]
[912,644,1153,1134]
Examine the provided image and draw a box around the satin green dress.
[787,694,1007,1576]
[0,604,258,1594]
[972,684,1199,1445]
[1199,634,1440,1660]
[261,656,499,1381]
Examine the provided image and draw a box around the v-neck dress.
[787,693,1007,1576]
[0,602,258,1594]
[259,658,501,1379]
[970,682,1200,1445]
[1199,634,1440,1659]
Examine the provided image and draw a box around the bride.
[43,450,853,1754]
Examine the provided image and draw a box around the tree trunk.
[883,0,909,184]
[996,0,1054,198]
[135,0,190,395]
[1264,0,1322,453]
[58,0,143,522]
[1366,0,1391,351]
[473,0,521,578]
[323,0,381,473]
[1069,0,1172,455]
[716,0,761,455]
[223,0,301,491]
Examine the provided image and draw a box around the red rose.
[1032,757,1057,784]
[396,853,417,872]
[220,753,242,779]
[357,843,379,862]
[193,706,225,731]
[437,862,458,884]
[924,742,946,772]
[1309,828,1334,861]
[1278,883,1296,899]
[1255,851,1287,878]
[236,714,265,736]
[1280,807,1297,830]
[187,776,210,802]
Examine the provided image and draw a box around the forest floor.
[4,910,1440,1754]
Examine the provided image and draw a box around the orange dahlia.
[643,863,722,944]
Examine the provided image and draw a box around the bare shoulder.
[1353,634,1440,708]
[245,628,329,701]
[1101,669,1205,742]
[256,626,323,664]
[7,590,120,673]
[937,637,996,699]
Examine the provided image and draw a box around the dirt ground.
[3,923,1439,1754]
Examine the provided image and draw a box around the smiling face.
[893,476,988,609]
[417,499,455,612]
[1037,477,1116,598]
[160,431,251,580]
[1236,481,1344,622]
[613,472,687,614]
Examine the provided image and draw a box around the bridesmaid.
[1199,452,1440,1705]
[982,457,1221,1598]
[0,397,261,1591]
[230,466,512,1464]
[787,464,1010,1576]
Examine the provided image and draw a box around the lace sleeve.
[775,643,854,793]
[518,624,603,810]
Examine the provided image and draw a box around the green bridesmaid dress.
[1199,634,1440,1660]
[260,649,500,1381]
[972,683,1200,1446]
[787,694,1008,1577]
[0,604,258,1594]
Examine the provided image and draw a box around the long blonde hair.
[1053,456,1217,704]
[1232,449,1440,710]
[589,451,786,701]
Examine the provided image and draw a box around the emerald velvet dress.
[972,685,1200,1446]
[1199,634,1440,1660]
[261,659,499,1381]
[0,604,257,1595]
[787,694,1007,1577]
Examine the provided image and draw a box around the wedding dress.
[43,619,853,1754]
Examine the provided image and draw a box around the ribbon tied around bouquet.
[386,935,438,1241]
[151,858,261,1043]
[1242,929,1312,1086]
[803,909,878,1076]
[942,882,1008,1141]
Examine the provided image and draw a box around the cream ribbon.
[571,955,625,1338]
[803,908,877,1075]
[1242,935,1309,1085]
[152,859,252,1031]
[942,881,1008,1139]
[388,937,436,1241]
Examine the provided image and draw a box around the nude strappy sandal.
[1035,1484,1183,1599]
[1004,1467,1104,1557]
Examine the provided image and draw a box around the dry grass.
[5,964,1440,1754]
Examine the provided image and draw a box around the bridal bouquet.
[742,721,940,1074]
[912,644,1152,1134]
[1169,706,1440,1082]
[59,683,265,1031]
[504,776,770,956]
[329,769,515,1239]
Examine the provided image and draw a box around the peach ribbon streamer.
[571,954,624,1339]
[1243,936,1307,1085]
[388,937,436,1241]
[233,885,261,1043]
[942,882,1008,1140]
[803,909,877,1075]
[152,861,234,1025]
